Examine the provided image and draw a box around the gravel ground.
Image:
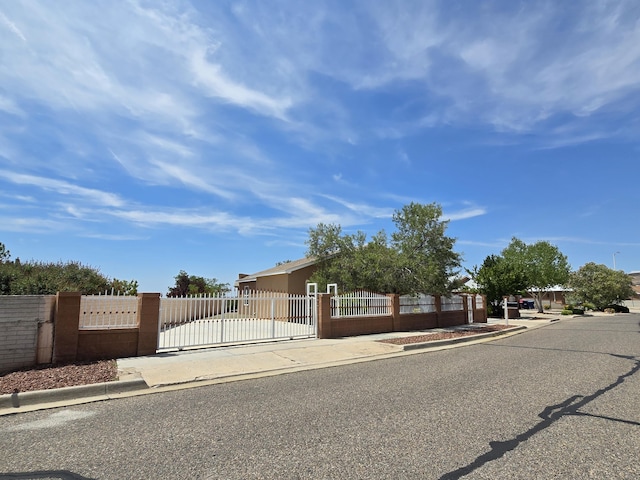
[0,360,118,394]
[379,323,512,345]
[0,324,510,394]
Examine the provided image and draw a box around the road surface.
[1,315,639,479]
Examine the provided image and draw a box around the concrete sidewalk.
[1,317,555,415]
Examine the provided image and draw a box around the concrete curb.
[0,377,147,411]
[399,325,527,351]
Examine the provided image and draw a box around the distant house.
[630,271,640,298]
[235,257,318,295]
[527,285,571,307]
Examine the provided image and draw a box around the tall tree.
[391,202,461,294]
[469,254,528,316]
[306,202,461,295]
[502,238,570,313]
[0,242,9,263]
[569,263,634,310]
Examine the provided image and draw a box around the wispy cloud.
[0,170,125,207]
[442,207,487,222]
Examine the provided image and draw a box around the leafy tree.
[469,238,570,315]
[469,254,528,317]
[391,202,461,294]
[306,202,461,295]
[569,263,634,310]
[110,278,139,296]
[501,238,570,313]
[0,242,10,263]
[167,270,230,297]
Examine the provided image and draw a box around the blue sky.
[1,0,639,294]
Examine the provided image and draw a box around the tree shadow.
[439,353,640,480]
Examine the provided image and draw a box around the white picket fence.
[330,291,391,318]
[157,291,317,351]
[79,294,138,330]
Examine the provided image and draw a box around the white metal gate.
[157,290,317,351]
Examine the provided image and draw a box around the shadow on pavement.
[439,352,640,480]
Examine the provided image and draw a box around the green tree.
[569,263,634,310]
[167,270,230,297]
[0,242,10,263]
[502,238,570,313]
[110,278,139,296]
[391,202,461,294]
[306,202,461,295]
[469,254,528,316]
[306,223,377,292]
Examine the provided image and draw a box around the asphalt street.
[1,314,639,479]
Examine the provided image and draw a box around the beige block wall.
[0,295,56,373]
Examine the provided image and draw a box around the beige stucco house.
[235,257,318,295]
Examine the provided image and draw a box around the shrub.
[543,304,551,310]
[560,309,573,315]
[583,302,596,311]
[604,308,616,314]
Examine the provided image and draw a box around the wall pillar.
[317,294,332,339]
[434,294,442,327]
[463,294,470,324]
[137,293,161,356]
[53,292,81,363]
[388,294,400,331]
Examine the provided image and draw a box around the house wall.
[287,265,317,295]
[239,264,317,295]
[256,274,288,293]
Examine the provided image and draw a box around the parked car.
[519,299,535,309]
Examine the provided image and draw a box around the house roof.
[236,257,317,285]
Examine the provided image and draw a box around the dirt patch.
[379,324,513,346]
[0,360,118,395]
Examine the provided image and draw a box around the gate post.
[388,294,400,332]
[317,294,332,339]
[137,293,161,356]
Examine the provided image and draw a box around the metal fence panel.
[399,294,436,314]
[79,294,138,330]
[331,291,391,318]
[440,294,464,312]
[157,291,316,351]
